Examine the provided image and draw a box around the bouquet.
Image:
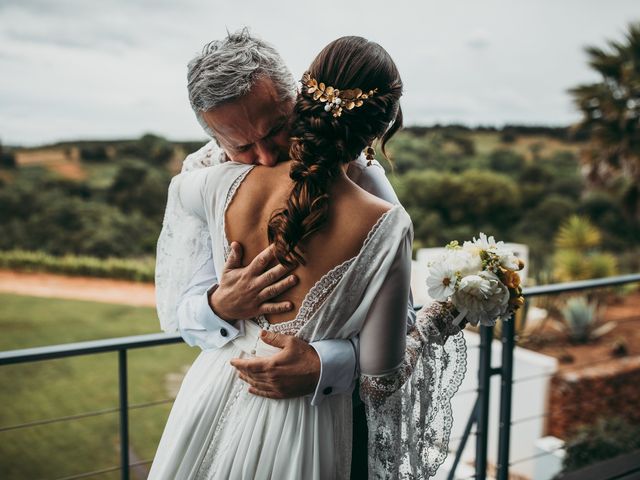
[425,233,525,327]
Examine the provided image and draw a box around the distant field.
[0,293,199,479]
[468,132,582,159]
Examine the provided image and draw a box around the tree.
[569,22,640,219]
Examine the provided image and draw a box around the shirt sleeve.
[175,251,245,351]
[169,168,245,349]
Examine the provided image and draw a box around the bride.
[149,36,466,479]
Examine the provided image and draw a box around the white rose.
[452,271,510,326]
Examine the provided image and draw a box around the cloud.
[466,28,490,50]
[5,28,137,51]
[1,0,639,145]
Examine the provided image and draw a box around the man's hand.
[209,242,297,321]
[230,331,321,399]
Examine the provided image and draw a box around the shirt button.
[323,386,333,395]
[250,349,256,355]
[220,328,228,337]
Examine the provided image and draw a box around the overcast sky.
[0,0,638,146]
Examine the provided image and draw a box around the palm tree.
[569,22,640,220]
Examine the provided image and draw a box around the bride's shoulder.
[178,161,254,202]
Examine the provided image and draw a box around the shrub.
[560,417,640,474]
[0,249,155,282]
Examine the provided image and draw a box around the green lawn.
[0,293,200,479]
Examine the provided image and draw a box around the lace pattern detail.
[360,301,467,479]
[295,207,398,339]
[268,258,355,335]
[221,167,255,260]
[155,175,214,332]
[240,207,396,338]
[194,380,246,479]
[268,207,396,337]
[156,140,228,332]
[181,140,225,172]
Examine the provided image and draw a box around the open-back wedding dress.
[152,158,466,479]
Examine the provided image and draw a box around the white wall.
[433,330,558,480]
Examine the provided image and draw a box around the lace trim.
[181,141,225,172]
[264,206,398,336]
[268,258,355,335]
[194,379,246,479]
[221,167,255,260]
[359,301,467,479]
[155,175,214,332]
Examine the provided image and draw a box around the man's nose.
[255,141,278,167]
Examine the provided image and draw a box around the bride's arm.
[357,226,412,399]
[356,219,467,478]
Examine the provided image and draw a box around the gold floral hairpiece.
[302,73,378,118]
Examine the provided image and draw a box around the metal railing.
[1,273,639,479]
[0,333,184,480]
[446,272,640,480]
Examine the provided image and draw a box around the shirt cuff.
[188,288,244,348]
[309,338,358,406]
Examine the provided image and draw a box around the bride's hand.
[230,331,321,399]
[209,242,298,321]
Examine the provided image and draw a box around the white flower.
[447,249,482,277]
[426,262,457,301]
[452,271,510,326]
[463,232,520,271]
[463,232,504,251]
[496,250,520,271]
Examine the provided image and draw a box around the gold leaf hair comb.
[302,73,378,118]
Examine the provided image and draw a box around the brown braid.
[268,37,403,266]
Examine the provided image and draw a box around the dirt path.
[0,270,156,307]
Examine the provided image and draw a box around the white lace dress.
[150,161,466,479]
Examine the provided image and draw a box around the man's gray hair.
[187,28,297,137]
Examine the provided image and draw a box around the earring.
[364,146,375,166]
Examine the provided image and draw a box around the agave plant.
[560,296,616,344]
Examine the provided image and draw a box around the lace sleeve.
[359,302,467,478]
[155,141,225,333]
[155,172,213,333]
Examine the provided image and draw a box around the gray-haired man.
[157,29,415,476]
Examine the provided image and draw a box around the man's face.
[202,77,294,166]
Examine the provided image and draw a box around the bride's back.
[226,160,391,325]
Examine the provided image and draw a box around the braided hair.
[268,36,403,266]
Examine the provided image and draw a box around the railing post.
[447,397,479,480]
[496,314,515,480]
[118,349,130,480]
[475,325,493,480]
